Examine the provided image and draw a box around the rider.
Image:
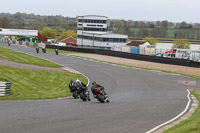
[75,79,87,88]
[91,81,107,98]
[69,79,76,92]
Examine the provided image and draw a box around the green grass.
[0,65,86,100]
[0,46,61,68]
[0,78,9,82]
[166,28,176,38]
[129,27,200,41]
[164,91,200,133]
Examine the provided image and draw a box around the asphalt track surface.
[0,43,199,133]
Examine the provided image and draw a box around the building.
[57,36,77,47]
[127,41,146,47]
[77,15,128,48]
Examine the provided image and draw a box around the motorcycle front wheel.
[80,92,87,101]
[96,94,105,103]
[72,91,79,99]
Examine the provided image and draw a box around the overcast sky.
[1,0,199,23]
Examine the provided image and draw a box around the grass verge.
[0,78,9,82]
[0,46,61,68]
[163,91,200,133]
[0,65,86,100]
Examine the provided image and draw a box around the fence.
[46,45,200,68]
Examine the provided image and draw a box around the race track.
[0,43,198,133]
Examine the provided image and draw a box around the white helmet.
[76,79,81,83]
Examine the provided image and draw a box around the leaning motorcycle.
[76,82,90,101]
[69,80,79,99]
[93,87,109,103]
[70,86,79,99]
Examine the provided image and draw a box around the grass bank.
[164,91,200,133]
[0,65,86,100]
[0,46,61,68]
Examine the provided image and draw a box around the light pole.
[81,26,83,48]
[93,33,94,48]
[81,31,83,48]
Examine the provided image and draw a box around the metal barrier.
[45,45,200,68]
[0,81,12,96]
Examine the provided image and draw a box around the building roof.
[127,41,146,46]
[81,31,128,38]
[77,15,108,19]
[57,36,76,42]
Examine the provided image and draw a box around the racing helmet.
[92,81,96,85]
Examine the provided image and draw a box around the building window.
[78,27,83,30]
[78,19,82,22]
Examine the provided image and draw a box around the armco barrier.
[0,81,11,96]
[46,45,200,68]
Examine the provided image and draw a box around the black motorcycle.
[69,80,79,99]
[75,81,90,101]
[93,87,109,103]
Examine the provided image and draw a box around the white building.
[77,15,128,48]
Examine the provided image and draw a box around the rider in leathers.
[91,81,107,98]
[69,79,76,93]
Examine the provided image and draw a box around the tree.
[59,30,77,39]
[143,37,158,45]
[149,23,155,28]
[137,28,149,38]
[172,39,190,49]
[161,20,169,28]
[39,27,57,39]
[150,28,166,38]
[0,16,10,28]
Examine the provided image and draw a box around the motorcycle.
[71,87,80,99]
[69,80,79,99]
[93,87,109,103]
[75,80,90,101]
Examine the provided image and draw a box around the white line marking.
[145,89,191,133]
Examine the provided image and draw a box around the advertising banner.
[0,28,38,36]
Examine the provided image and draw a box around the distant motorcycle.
[93,87,109,103]
[42,48,46,53]
[55,48,58,55]
[36,47,39,53]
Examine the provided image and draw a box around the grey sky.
[1,0,200,22]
